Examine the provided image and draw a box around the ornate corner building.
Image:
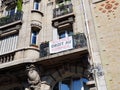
[0,0,120,90]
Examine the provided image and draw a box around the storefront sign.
[49,36,73,54]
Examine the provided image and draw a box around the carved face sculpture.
[28,68,39,81]
[26,65,40,85]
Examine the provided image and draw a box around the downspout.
[81,0,99,90]
[81,0,107,90]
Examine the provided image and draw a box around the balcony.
[53,4,73,18]
[0,47,40,65]
[2,0,17,5]
[40,33,87,58]
[0,11,23,27]
[0,51,15,64]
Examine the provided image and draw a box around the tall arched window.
[53,77,89,90]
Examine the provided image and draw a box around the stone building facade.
[0,0,120,90]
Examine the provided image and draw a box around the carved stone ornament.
[26,64,41,86]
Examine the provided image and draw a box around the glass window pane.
[11,9,15,14]
[59,31,66,39]
[60,80,70,90]
[31,31,37,44]
[68,30,73,36]
[34,1,39,10]
[72,79,85,90]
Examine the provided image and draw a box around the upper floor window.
[0,33,19,55]
[5,6,17,16]
[4,0,22,16]
[31,31,38,44]
[31,27,39,45]
[34,0,40,10]
[58,25,73,39]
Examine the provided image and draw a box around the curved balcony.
[0,47,39,65]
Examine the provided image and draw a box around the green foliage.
[17,0,22,12]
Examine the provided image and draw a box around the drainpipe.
[81,0,107,90]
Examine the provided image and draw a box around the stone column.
[26,64,41,90]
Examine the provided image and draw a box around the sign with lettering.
[49,36,73,54]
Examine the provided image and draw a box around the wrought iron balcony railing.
[0,11,23,26]
[40,33,87,57]
[53,4,73,18]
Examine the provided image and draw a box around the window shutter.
[0,34,18,55]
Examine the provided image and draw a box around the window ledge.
[30,44,39,48]
[31,9,44,16]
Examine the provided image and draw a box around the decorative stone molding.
[89,63,104,78]
[31,20,42,30]
[53,16,74,28]
[26,64,41,90]
[0,25,21,37]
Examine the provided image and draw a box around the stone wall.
[90,0,120,90]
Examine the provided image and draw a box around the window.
[58,25,73,39]
[31,27,39,45]
[34,0,39,10]
[53,77,89,90]
[59,30,73,39]
[5,6,17,16]
[31,31,38,45]
[0,33,18,55]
